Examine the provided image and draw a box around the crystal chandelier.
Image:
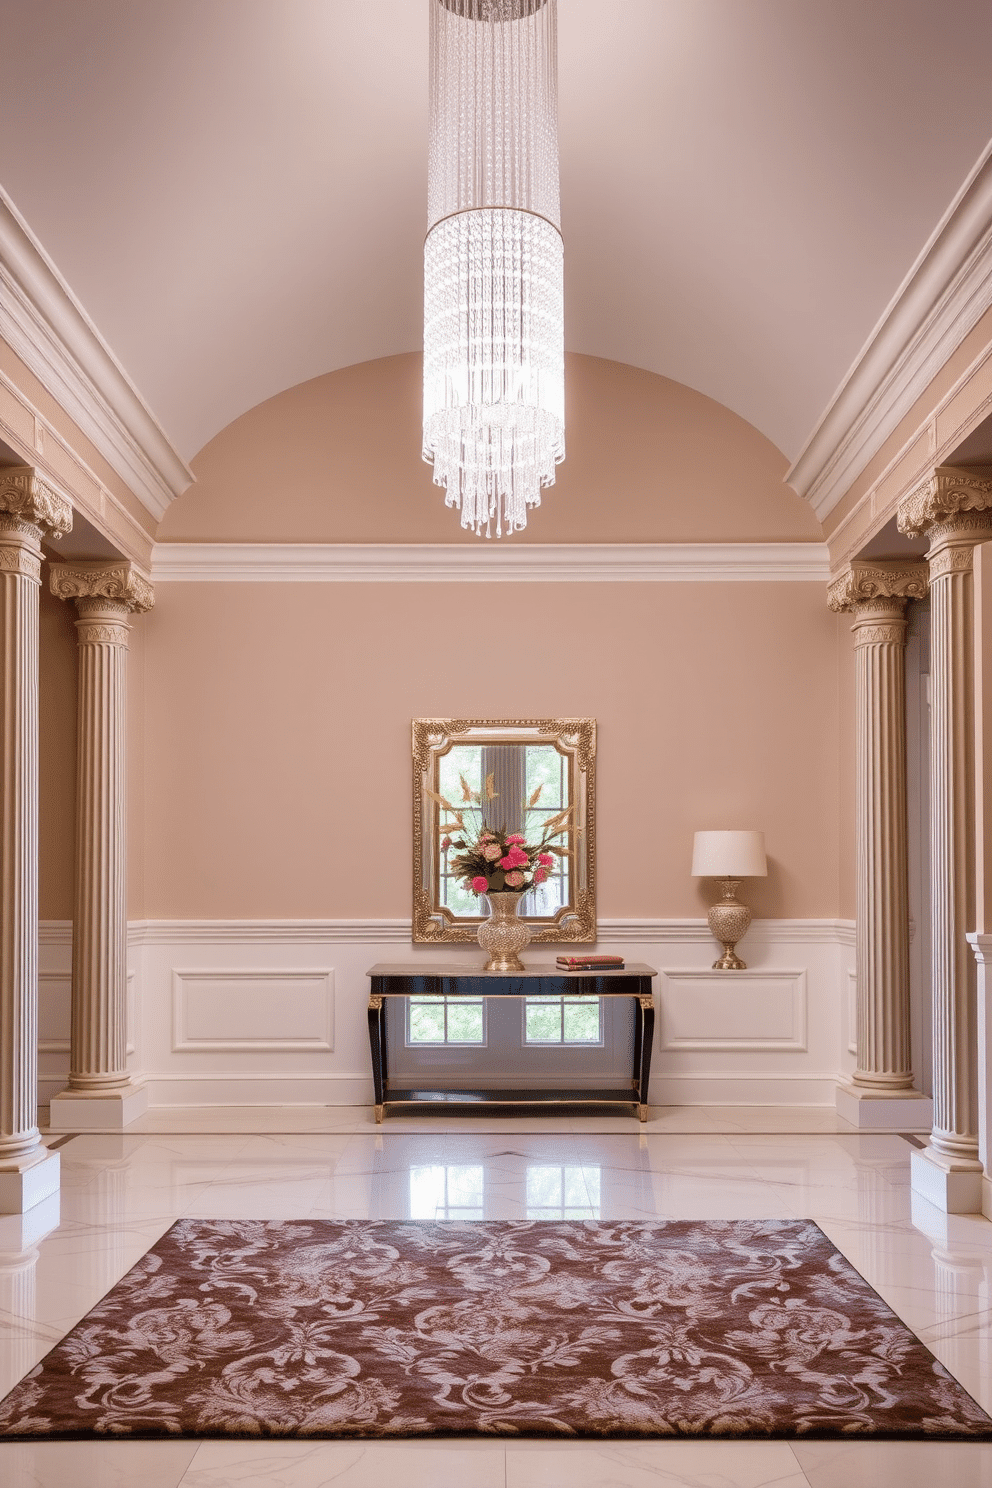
[423,0,565,539]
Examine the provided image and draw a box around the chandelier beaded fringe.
[423,0,564,538]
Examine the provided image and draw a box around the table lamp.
[691,830,767,969]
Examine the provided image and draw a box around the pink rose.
[504,870,525,888]
[506,834,526,844]
[441,836,451,850]
[471,876,489,893]
[482,842,502,861]
[498,855,513,869]
[508,847,528,866]
[534,867,548,884]
[538,852,553,867]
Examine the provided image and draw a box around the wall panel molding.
[38,917,855,1111]
[171,969,335,1054]
[150,542,830,585]
[659,969,808,1053]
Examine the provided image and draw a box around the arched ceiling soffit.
[0,0,989,468]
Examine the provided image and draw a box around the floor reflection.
[1,1115,990,1487]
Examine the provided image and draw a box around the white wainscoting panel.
[171,969,334,1053]
[658,971,807,1053]
[38,918,857,1110]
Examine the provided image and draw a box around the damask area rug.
[1,1218,990,1441]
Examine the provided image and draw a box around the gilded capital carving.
[0,465,72,539]
[827,560,928,614]
[49,561,154,614]
[897,465,992,538]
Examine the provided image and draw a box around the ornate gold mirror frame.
[412,717,596,944]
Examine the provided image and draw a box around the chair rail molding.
[150,542,830,585]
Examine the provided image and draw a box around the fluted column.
[898,466,992,1212]
[48,563,153,1132]
[0,467,71,1213]
[829,561,932,1128]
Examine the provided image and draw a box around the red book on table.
[556,955,625,969]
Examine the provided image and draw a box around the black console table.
[366,962,656,1122]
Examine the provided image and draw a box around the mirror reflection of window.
[524,995,603,1044]
[526,1164,601,1220]
[410,1165,485,1220]
[436,741,572,919]
[407,995,486,1045]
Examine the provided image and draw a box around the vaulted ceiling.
[1,0,990,471]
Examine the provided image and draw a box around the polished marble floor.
[1,1105,992,1487]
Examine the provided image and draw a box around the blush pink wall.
[159,352,822,546]
[38,577,76,919]
[138,581,843,921]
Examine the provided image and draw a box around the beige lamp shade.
[691,830,767,878]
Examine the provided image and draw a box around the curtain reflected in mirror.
[413,718,596,943]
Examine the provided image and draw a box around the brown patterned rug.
[1,1218,990,1440]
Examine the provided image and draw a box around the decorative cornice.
[0,186,193,521]
[150,542,831,584]
[49,560,154,613]
[827,559,929,613]
[0,464,72,538]
[787,140,992,520]
[897,465,992,538]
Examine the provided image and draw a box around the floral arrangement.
[428,772,573,897]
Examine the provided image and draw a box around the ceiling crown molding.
[787,140,992,521]
[0,187,193,522]
[150,541,830,584]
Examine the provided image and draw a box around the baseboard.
[648,1073,840,1107]
[143,1073,374,1108]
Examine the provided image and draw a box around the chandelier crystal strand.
[424,0,564,538]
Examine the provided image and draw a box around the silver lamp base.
[707,878,752,970]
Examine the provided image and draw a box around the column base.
[910,1143,984,1214]
[0,1148,61,1216]
[48,1081,148,1132]
[835,1080,933,1130]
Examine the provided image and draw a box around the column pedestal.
[49,1086,148,1131]
[0,469,71,1212]
[899,468,992,1212]
[835,1085,933,1130]
[828,561,931,1130]
[47,563,153,1134]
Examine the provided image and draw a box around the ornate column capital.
[0,466,72,541]
[827,560,929,614]
[49,562,154,616]
[897,465,992,539]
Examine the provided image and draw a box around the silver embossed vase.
[477,890,531,972]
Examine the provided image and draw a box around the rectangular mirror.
[412,718,596,943]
